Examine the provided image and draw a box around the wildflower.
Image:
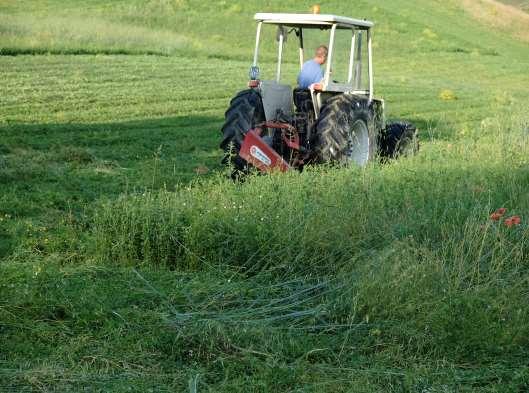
[439,89,457,101]
[504,216,521,228]
[490,207,507,221]
[490,212,502,221]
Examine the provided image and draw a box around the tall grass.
[94,114,529,272]
[0,14,193,56]
[90,114,529,377]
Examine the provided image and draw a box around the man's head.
[314,45,328,65]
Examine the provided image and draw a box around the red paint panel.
[239,130,290,173]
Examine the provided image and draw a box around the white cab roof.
[254,13,373,29]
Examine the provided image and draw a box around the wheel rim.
[346,119,370,166]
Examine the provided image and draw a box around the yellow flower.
[439,90,457,101]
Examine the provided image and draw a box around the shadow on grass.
[0,115,225,259]
[0,110,465,260]
[0,114,224,164]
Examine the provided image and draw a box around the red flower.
[504,215,521,227]
[490,212,502,221]
[490,208,507,221]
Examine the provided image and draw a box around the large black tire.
[379,121,419,159]
[312,94,376,166]
[220,89,265,172]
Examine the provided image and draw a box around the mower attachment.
[239,128,290,172]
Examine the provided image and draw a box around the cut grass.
[1,0,529,391]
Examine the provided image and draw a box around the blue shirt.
[297,60,323,89]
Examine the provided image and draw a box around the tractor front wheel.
[379,121,419,159]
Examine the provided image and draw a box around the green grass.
[1,0,529,391]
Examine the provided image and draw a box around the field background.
[1,0,529,391]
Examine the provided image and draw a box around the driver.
[297,45,328,89]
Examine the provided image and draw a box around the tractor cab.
[250,12,375,120]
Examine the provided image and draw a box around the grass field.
[1,0,529,391]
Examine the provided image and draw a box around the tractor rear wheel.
[313,94,375,166]
[220,89,265,173]
[379,121,419,159]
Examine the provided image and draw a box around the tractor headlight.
[249,66,260,80]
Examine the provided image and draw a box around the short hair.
[315,45,328,58]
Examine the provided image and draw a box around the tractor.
[220,11,418,175]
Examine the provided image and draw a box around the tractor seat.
[293,88,313,112]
